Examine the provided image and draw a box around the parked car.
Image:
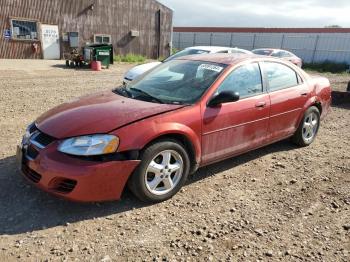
[123,46,252,84]
[17,54,331,203]
[252,48,303,67]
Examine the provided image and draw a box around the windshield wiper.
[114,86,132,98]
[129,87,164,104]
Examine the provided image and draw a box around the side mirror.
[207,91,240,107]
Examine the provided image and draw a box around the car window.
[148,66,184,82]
[217,63,263,98]
[271,51,282,57]
[230,49,247,54]
[282,51,293,57]
[163,49,210,62]
[276,51,292,58]
[262,62,299,91]
[253,49,273,56]
[125,60,227,104]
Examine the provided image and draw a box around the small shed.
[0,0,173,59]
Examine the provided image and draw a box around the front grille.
[22,165,42,183]
[26,145,39,160]
[28,123,38,134]
[51,178,77,194]
[30,131,55,149]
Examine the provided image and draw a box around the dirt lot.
[0,59,349,262]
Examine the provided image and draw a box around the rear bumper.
[17,144,140,202]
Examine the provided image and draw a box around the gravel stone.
[0,60,348,261]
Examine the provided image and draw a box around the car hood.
[36,91,184,139]
[124,62,162,81]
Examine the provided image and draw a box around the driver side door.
[201,62,271,164]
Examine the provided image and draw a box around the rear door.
[201,62,270,164]
[260,62,309,141]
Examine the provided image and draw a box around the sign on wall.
[3,29,11,40]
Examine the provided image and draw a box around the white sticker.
[199,64,223,73]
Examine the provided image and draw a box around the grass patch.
[114,54,147,63]
[171,47,179,54]
[303,61,350,74]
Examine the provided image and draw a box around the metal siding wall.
[211,33,230,46]
[0,0,172,59]
[254,34,284,49]
[173,31,350,64]
[195,33,211,46]
[231,34,255,50]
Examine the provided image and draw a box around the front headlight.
[58,135,119,156]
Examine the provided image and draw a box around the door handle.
[255,102,266,108]
[300,92,308,96]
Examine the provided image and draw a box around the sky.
[157,0,350,27]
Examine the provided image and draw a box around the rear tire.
[128,139,190,203]
[292,106,320,146]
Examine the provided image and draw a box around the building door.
[41,24,60,60]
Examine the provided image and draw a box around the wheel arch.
[296,97,322,129]
[142,133,199,174]
[312,101,322,115]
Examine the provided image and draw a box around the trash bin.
[84,44,114,68]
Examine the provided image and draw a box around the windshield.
[117,60,226,105]
[252,49,273,56]
[163,49,210,62]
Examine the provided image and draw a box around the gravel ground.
[0,60,349,262]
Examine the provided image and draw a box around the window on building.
[11,19,38,40]
[94,34,111,44]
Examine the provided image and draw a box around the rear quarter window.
[262,62,299,92]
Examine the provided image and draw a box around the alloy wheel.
[144,150,184,195]
[302,112,318,142]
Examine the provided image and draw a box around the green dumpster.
[84,44,114,68]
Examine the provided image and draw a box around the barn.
[0,0,173,60]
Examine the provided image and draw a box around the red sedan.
[252,49,303,68]
[17,54,331,203]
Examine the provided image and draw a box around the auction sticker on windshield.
[198,64,224,73]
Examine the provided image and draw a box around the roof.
[252,48,298,55]
[185,46,252,54]
[174,27,350,34]
[253,48,275,51]
[177,53,258,65]
[186,46,238,52]
[154,0,174,11]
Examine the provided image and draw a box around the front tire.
[292,106,320,146]
[128,139,190,203]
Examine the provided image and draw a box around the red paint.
[201,93,270,163]
[37,91,184,139]
[19,55,331,202]
[24,142,140,202]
